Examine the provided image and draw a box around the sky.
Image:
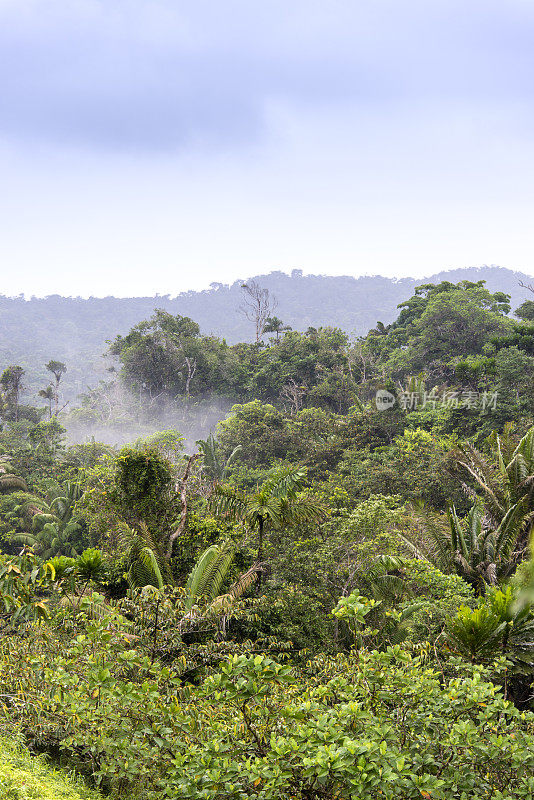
[1,0,534,297]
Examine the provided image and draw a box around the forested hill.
[1,265,532,398]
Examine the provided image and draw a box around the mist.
[63,384,234,453]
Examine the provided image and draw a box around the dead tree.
[183,357,197,397]
[240,281,277,343]
[166,454,199,559]
[279,379,307,415]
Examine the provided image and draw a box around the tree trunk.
[257,517,264,586]
[166,454,199,560]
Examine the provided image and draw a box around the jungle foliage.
[2,277,534,798]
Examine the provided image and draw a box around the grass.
[0,736,102,800]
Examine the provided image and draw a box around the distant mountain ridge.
[0,266,532,400]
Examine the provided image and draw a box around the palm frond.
[131,547,164,590]
[466,501,483,555]
[263,465,307,500]
[184,541,235,611]
[494,500,527,561]
[119,523,172,589]
[210,484,247,520]
[209,563,261,613]
[405,504,453,569]
[0,474,28,494]
[455,443,505,521]
[448,506,468,558]
[513,426,534,472]
[221,445,242,481]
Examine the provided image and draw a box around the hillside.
[0,265,532,401]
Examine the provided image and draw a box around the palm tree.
[196,434,242,482]
[38,385,54,418]
[181,541,263,631]
[404,499,528,594]
[45,360,67,416]
[14,521,83,560]
[448,585,534,676]
[397,426,534,594]
[12,481,83,558]
[454,424,534,542]
[211,466,322,568]
[262,316,292,342]
[15,481,80,530]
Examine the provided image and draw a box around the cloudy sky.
[1,0,533,297]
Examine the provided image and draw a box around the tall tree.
[38,385,54,418]
[45,360,67,416]
[263,316,291,342]
[0,365,25,422]
[211,466,322,572]
[240,281,277,343]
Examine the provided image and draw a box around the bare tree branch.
[519,280,534,295]
[239,281,277,343]
[167,454,200,559]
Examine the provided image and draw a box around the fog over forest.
[1,265,532,408]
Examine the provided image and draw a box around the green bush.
[165,649,534,799]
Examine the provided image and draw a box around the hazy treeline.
[1,266,532,403]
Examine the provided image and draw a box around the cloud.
[0,0,533,151]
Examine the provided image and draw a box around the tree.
[211,465,322,569]
[515,300,534,322]
[404,498,529,594]
[166,454,199,559]
[109,309,226,400]
[38,385,54,418]
[165,649,534,799]
[240,281,277,343]
[263,316,291,342]
[45,360,67,416]
[114,446,176,529]
[0,366,24,422]
[279,378,307,415]
[376,281,512,381]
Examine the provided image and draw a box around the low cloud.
[1,1,533,152]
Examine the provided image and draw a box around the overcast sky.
[1,0,533,297]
